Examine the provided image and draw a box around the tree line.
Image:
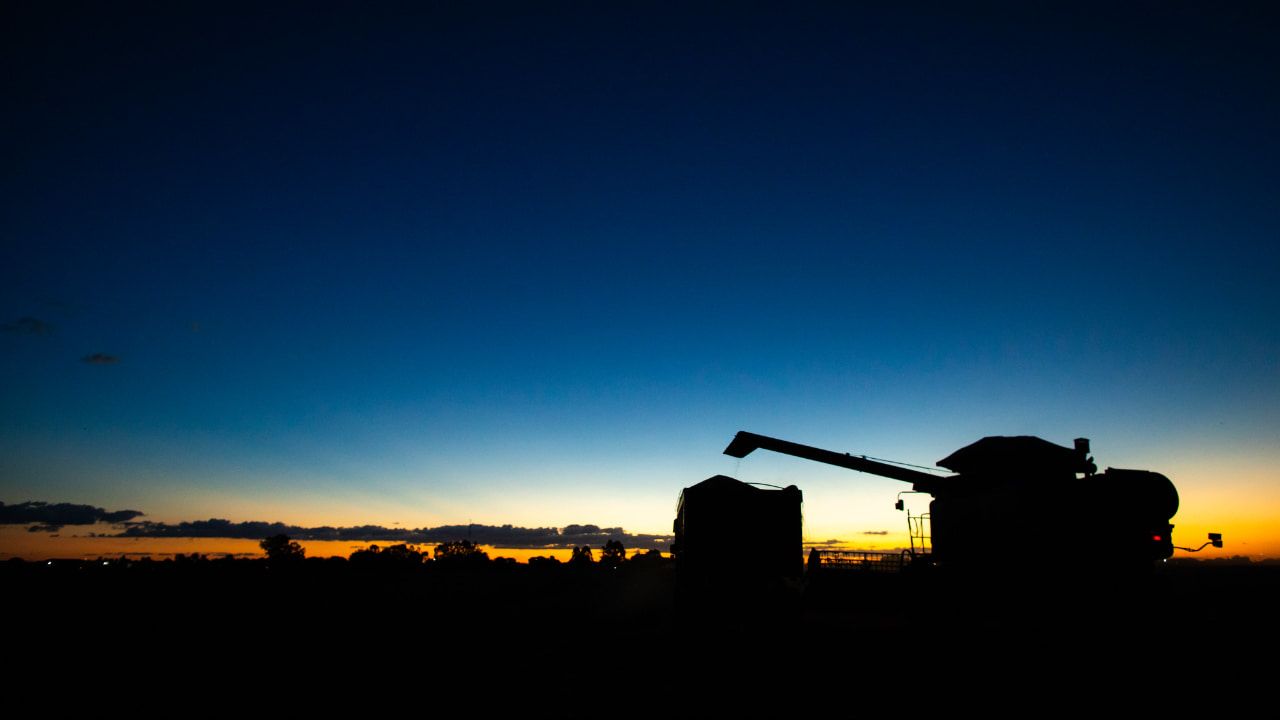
[259,534,661,569]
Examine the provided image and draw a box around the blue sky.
[2,2,1277,554]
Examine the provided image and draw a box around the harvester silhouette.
[674,431,1217,586]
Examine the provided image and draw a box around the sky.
[2,2,1278,560]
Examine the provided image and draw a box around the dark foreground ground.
[6,556,1275,702]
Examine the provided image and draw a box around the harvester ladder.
[908,512,931,557]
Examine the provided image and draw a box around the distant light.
[46,561,52,566]
[1153,535,1162,542]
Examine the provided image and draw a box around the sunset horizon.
[5,3,1278,574]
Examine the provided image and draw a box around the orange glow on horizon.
[5,526,1272,563]
[0,527,665,563]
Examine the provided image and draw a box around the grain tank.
[672,475,803,594]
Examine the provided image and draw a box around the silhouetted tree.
[351,543,424,567]
[350,543,381,563]
[569,545,594,565]
[260,534,305,564]
[629,548,666,565]
[382,543,424,563]
[434,539,489,564]
[600,540,625,568]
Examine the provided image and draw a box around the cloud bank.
[111,519,671,550]
[5,500,671,549]
[0,501,144,532]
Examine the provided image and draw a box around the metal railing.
[908,512,931,556]
[810,549,916,573]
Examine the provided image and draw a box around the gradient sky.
[3,2,1278,559]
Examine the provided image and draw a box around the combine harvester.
[675,430,1221,593]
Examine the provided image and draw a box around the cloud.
[2,316,52,335]
[114,519,672,550]
[1,501,144,532]
[862,530,889,535]
[81,353,119,365]
[561,524,602,536]
[6,500,673,549]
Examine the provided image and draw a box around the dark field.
[9,556,1275,673]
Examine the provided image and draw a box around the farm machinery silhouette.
[674,431,1220,587]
